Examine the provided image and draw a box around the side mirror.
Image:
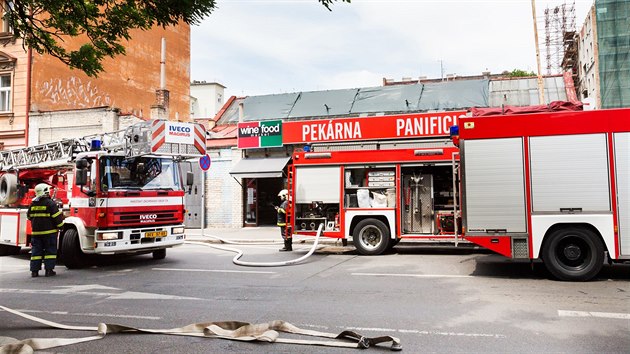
[75,158,89,169]
[75,169,88,186]
[186,171,194,186]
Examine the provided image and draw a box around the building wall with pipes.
[30,25,191,120]
[0,23,190,151]
[29,108,142,145]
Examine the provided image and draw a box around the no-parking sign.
[199,154,211,171]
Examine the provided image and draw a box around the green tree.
[506,69,537,77]
[4,0,350,77]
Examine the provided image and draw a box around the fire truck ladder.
[0,120,185,172]
[0,139,90,171]
[0,127,136,171]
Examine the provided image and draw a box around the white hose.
[186,223,325,267]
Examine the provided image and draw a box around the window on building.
[1,1,13,34]
[0,74,11,112]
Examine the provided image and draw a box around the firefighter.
[275,189,292,252]
[27,183,64,277]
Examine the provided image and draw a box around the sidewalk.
[184,226,476,249]
[185,226,343,245]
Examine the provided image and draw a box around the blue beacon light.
[90,139,102,151]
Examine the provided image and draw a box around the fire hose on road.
[0,305,402,352]
[0,226,404,352]
[186,223,326,267]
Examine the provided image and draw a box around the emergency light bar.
[414,149,444,156]
[304,153,332,159]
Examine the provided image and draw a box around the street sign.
[199,154,211,171]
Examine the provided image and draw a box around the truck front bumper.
[93,224,186,255]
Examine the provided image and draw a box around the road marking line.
[299,323,505,338]
[4,309,161,320]
[395,329,505,338]
[352,272,473,278]
[558,310,630,320]
[153,267,276,274]
[0,285,201,300]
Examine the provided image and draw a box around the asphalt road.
[1,241,629,353]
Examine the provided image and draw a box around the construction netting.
[596,0,630,109]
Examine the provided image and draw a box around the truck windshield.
[100,156,181,191]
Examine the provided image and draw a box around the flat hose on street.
[186,223,325,267]
[0,305,402,352]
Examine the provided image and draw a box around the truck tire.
[542,227,604,281]
[0,173,18,205]
[0,244,20,256]
[152,248,166,260]
[61,229,87,269]
[352,219,390,255]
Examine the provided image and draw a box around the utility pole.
[531,0,546,104]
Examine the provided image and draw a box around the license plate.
[144,231,167,238]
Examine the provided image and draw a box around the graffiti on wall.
[36,77,114,108]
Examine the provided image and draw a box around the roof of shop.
[216,79,494,125]
[207,75,571,140]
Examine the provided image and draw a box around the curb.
[185,236,342,245]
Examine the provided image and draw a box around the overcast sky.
[190,0,594,99]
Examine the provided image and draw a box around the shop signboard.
[282,111,466,144]
[237,120,283,149]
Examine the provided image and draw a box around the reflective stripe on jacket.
[27,197,65,236]
[277,200,288,227]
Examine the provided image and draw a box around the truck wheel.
[152,248,166,260]
[61,229,87,269]
[542,227,604,281]
[0,173,18,205]
[0,244,20,256]
[352,219,390,255]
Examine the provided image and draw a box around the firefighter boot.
[286,238,292,251]
[31,271,39,278]
[279,239,292,252]
[45,269,56,277]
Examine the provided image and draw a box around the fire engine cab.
[0,119,206,268]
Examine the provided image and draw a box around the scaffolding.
[540,1,577,75]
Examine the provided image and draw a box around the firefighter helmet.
[34,183,51,198]
[278,189,288,199]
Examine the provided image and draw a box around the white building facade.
[577,5,600,110]
[190,81,226,119]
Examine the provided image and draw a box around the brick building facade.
[0,18,191,150]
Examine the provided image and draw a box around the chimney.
[151,37,170,120]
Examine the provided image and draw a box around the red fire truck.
[285,108,629,281]
[285,111,465,254]
[455,108,629,281]
[0,119,206,268]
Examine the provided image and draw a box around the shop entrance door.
[243,178,284,226]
